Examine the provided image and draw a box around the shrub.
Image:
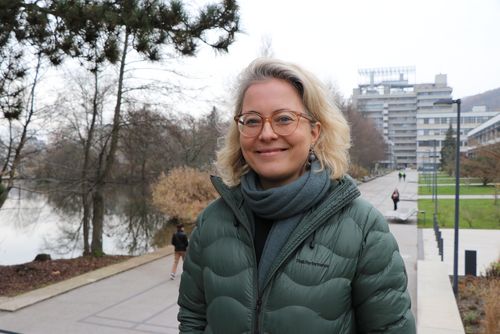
[485,260,500,278]
[463,310,480,326]
[152,166,218,225]
[349,164,368,180]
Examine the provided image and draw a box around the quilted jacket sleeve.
[352,206,416,333]
[177,214,207,333]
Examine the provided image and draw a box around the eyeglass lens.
[237,111,301,137]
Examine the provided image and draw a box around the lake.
[0,182,170,265]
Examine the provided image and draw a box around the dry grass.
[483,280,500,334]
[458,260,500,334]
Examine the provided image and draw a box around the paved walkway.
[358,170,418,318]
[0,250,181,333]
[421,228,500,276]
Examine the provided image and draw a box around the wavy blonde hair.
[216,58,351,186]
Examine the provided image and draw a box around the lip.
[255,148,287,156]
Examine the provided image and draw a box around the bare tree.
[344,104,385,172]
[259,35,274,58]
[462,142,500,186]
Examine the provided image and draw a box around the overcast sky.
[184,0,500,102]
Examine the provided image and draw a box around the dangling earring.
[306,146,317,169]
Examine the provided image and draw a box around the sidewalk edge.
[0,246,174,312]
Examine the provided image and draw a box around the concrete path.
[421,228,500,276]
[358,170,418,318]
[0,250,182,333]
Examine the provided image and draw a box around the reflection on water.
[0,182,171,265]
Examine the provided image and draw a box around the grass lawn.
[418,175,484,185]
[417,199,500,229]
[418,185,498,195]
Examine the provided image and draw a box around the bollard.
[439,238,444,261]
[465,250,477,276]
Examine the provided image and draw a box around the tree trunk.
[81,67,100,255]
[91,185,104,256]
[90,29,129,255]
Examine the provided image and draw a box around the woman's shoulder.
[338,197,389,234]
[196,196,237,230]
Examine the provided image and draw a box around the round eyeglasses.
[234,110,315,138]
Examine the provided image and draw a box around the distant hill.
[461,87,500,112]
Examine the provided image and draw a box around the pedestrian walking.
[170,223,188,280]
[177,58,415,333]
[402,171,406,181]
[398,171,402,181]
[392,189,400,210]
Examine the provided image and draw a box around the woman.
[392,189,401,211]
[178,58,415,333]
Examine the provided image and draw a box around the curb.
[0,246,174,312]
[417,260,465,334]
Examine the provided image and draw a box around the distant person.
[392,188,400,210]
[170,223,188,280]
[177,58,415,333]
[402,171,406,181]
[398,171,402,181]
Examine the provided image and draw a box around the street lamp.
[434,98,461,295]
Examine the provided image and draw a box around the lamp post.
[434,98,461,296]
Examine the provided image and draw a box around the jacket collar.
[210,175,361,235]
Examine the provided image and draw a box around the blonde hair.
[216,58,351,186]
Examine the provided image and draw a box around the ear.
[310,122,321,144]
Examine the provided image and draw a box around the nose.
[258,119,278,140]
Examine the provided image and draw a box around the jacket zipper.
[232,214,261,334]
[254,297,262,334]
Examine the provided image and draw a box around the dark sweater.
[253,215,273,265]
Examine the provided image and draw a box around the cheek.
[239,137,252,157]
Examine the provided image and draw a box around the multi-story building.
[417,106,499,170]
[352,67,452,168]
[352,67,498,169]
[466,112,500,149]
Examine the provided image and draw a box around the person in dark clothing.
[398,172,402,181]
[392,189,400,210]
[170,223,188,280]
[402,171,406,181]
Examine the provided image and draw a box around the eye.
[240,115,262,127]
[273,112,295,125]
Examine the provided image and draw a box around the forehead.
[242,79,303,111]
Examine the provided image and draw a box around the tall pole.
[433,140,437,217]
[453,99,461,296]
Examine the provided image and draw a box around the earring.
[306,146,317,169]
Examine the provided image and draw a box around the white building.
[417,106,499,170]
[466,112,500,149]
[352,67,452,168]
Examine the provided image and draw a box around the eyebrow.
[241,108,292,115]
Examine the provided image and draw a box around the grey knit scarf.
[240,161,330,290]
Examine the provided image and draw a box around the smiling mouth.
[256,148,287,155]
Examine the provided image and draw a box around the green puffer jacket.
[178,175,416,334]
